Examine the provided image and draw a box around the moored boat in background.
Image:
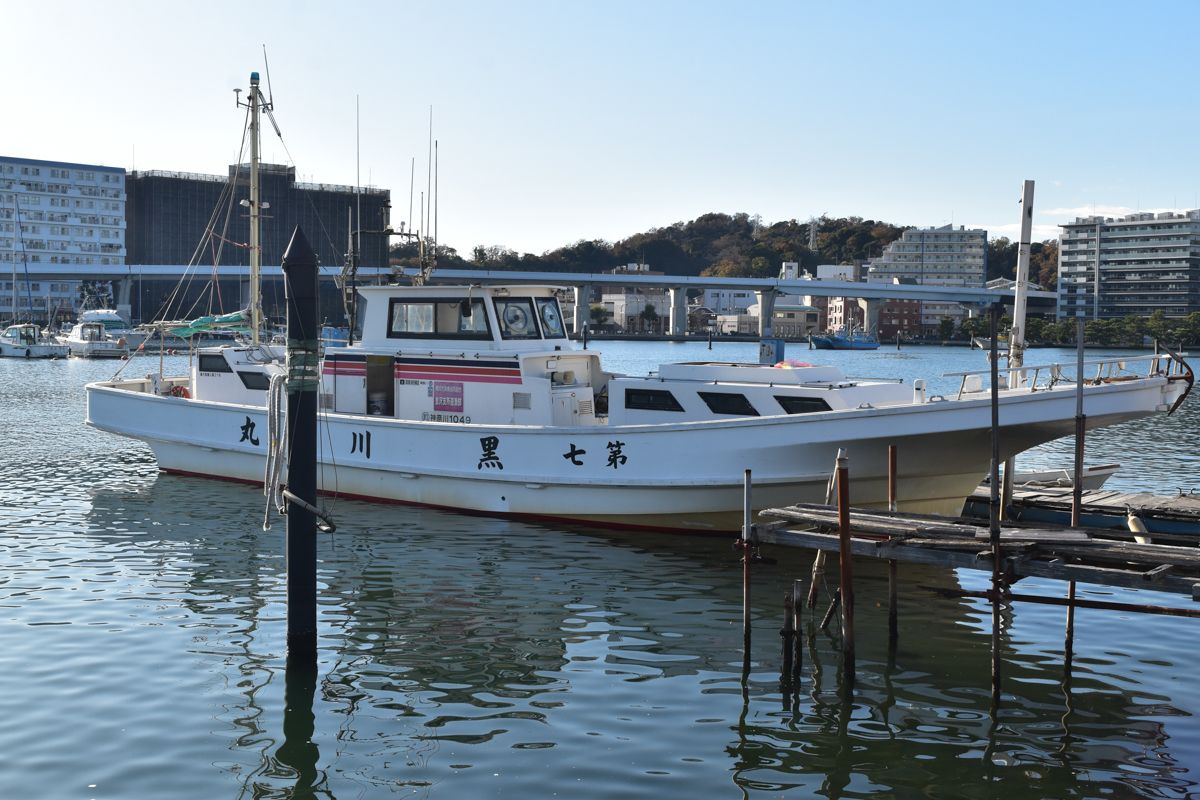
[66,321,129,359]
[0,323,69,359]
[811,328,880,350]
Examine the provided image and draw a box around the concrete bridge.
[29,264,1054,336]
[397,267,1056,338]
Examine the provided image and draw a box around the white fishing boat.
[85,278,1193,530]
[0,323,69,359]
[82,71,1196,531]
[65,320,130,359]
[78,308,148,350]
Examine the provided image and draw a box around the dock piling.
[780,587,795,686]
[836,449,855,683]
[742,469,753,672]
[282,227,320,662]
[1072,315,1086,528]
[887,445,899,646]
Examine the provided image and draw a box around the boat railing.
[945,353,1191,401]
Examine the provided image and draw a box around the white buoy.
[1126,507,1151,545]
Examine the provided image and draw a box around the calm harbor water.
[1,343,1197,799]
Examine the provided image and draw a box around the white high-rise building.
[1058,210,1200,320]
[1,156,126,321]
[868,224,987,333]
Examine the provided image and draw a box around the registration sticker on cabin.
[432,381,464,413]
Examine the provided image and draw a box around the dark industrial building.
[125,163,391,324]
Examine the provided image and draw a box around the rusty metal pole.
[781,587,795,686]
[742,469,753,674]
[836,449,855,683]
[1072,315,1086,528]
[988,302,1003,707]
[792,579,804,683]
[887,444,898,646]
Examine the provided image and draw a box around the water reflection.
[0,433,1191,797]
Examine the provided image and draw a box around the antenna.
[426,106,433,256]
[434,140,439,255]
[356,94,361,286]
[262,45,275,105]
[408,157,415,233]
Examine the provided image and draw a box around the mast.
[1009,179,1035,386]
[248,71,263,345]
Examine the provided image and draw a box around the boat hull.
[0,341,69,359]
[86,375,1180,531]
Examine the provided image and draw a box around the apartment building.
[1058,210,1200,319]
[1,156,126,320]
[867,224,987,333]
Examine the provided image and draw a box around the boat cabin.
[322,285,606,426]
[187,283,917,425]
[2,324,40,346]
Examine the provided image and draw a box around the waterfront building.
[601,286,670,334]
[1058,210,1200,320]
[123,163,389,324]
[700,287,756,315]
[1,156,126,321]
[867,224,987,334]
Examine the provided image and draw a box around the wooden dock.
[963,485,1200,536]
[759,502,1200,602]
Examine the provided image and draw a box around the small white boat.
[0,323,69,359]
[66,321,130,359]
[982,463,1120,491]
[78,309,147,350]
[1013,463,1120,490]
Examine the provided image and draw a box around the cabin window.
[699,391,758,416]
[625,388,684,412]
[775,395,832,414]
[198,353,232,373]
[495,298,540,340]
[535,298,566,338]
[386,298,491,340]
[237,370,271,390]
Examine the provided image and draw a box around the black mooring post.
[278,652,320,793]
[283,227,320,660]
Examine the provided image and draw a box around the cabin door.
[365,356,395,416]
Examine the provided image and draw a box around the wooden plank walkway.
[963,485,1200,536]
[759,503,1200,600]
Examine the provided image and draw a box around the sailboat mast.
[248,71,263,346]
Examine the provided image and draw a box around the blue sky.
[5,0,1199,257]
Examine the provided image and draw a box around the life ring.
[169,385,191,399]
